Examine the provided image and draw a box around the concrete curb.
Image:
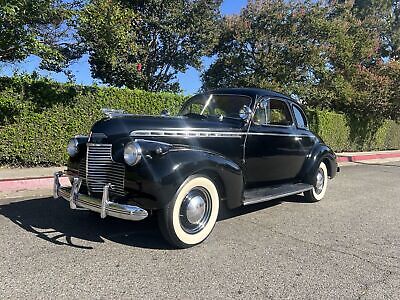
[0,150,399,194]
[336,150,400,163]
[0,176,68,193]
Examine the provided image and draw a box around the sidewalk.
[1,150,399,198]
[0,166,64,180]
[336,149,400,163]
[0,166,66,198]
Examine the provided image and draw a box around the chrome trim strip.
[130,130,243,138]
[87,143,113,148]
[130,130,310,138]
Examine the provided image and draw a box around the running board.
[243,183,313,206]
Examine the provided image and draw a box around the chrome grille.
[81,144,125,196]
[78,157,87,184]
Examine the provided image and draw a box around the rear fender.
[300,144,338,184]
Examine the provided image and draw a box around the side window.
[292,105,308,129]
[267,99,293,126]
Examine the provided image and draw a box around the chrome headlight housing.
[67,138,79,157]
[124,141,142,166]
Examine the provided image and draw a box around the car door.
[244,97,307,185]
[290,102,316,172]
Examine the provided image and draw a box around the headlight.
[124,141,142,166]
[67,138,79,157]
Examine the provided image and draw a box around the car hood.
[89,115,244,143]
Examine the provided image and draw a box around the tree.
[78,0,222,92]
[334,0,400,60]
[0,0,84,73]
[202,0,400,120]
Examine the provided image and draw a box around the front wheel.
[304,161,328,202]
[158,175,220,248]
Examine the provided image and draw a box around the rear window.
[293,105,308,129]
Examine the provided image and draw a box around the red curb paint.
[0,175,54,182]
[0,177,69,192]
[337,152,400,163]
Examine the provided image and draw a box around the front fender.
[124,148,244,210]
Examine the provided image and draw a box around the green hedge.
[0,76,186,166]
[307,110,400,152]
[307,110,351,151]
[0,76,399,166]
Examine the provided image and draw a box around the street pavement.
[0,161,399,299]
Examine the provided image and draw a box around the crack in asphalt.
[357,270,393,300]
[342,243,400,261]
[240,217,400,298]
[240,218,400,275]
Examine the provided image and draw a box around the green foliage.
[0,76,398,167]
[0,74,84,116]
[0,88,27,125]
[78,0,222,92]
[0,76,186,166]
[347,0,400,60]
[203,0,400,120]
[0,0,84,72]
[307,110,400,152]
[307,110,351,151]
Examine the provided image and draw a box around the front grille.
[78,158,87,184]
[79,144,125,196]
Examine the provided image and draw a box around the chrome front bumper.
[53,171,148,221]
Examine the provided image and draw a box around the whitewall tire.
[304,161,328,202]
[158,175,220,248]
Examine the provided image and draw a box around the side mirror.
[161,109,170,117]
[239,105,252,123]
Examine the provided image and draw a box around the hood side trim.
[130,130,310,138]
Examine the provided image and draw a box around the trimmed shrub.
[376,120,400,150]
[307,110,400,152]
[0,76,186,166]
[307,110,351,152]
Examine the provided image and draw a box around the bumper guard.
[53,171,148,221]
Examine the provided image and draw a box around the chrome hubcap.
[180,187,212,234]
[315,167,325,194]
[186,195,206,224]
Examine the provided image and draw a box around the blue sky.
[0,0,247,95]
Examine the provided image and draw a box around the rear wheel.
[304,161,328,202]
[158,175,220,248]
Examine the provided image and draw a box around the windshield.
[180,94,252,120]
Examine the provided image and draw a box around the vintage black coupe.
[54,88,339,248]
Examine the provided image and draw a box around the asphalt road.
[0,162,399,299]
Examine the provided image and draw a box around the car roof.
[206,87,298,104]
